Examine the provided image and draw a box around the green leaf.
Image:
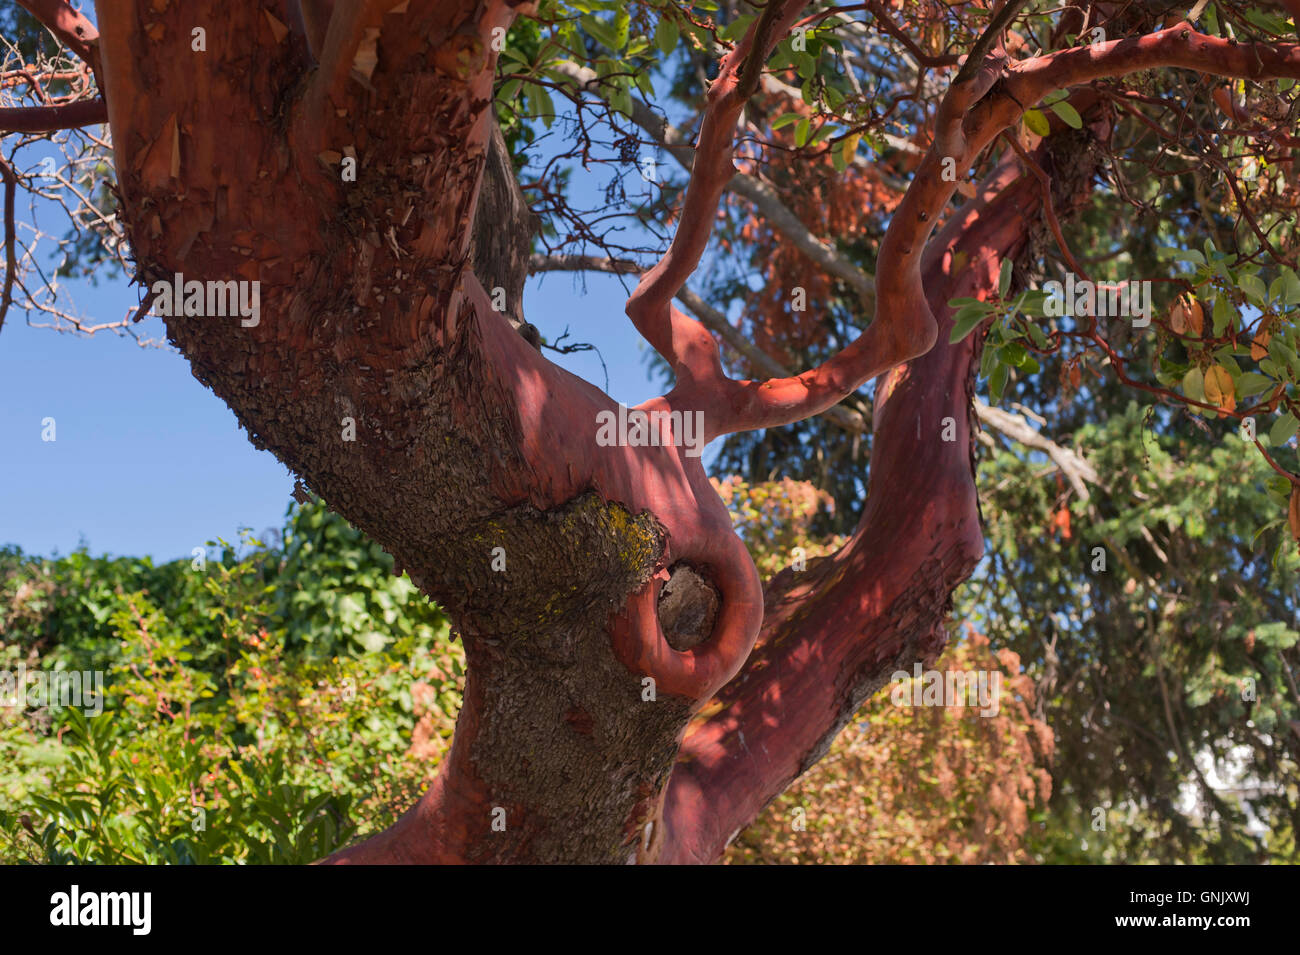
[1239,272,1268,307]
[580,14,620,51]
[1017,289,1052,318]
[1213,350,1242,377]
[808,124,837,146]
[950,304,989,343]
[998,258,1013,298]
[719,14,754,42]
[613,9,631,51]
[1049,100,1083,129]
[999,342,1029,367]
[523,81,555,127]
[979,337,1000,379]
[1023,109,1051,137]
[1236,373,1273,398]
[794,118,810,148]
[1212,294,1233,336]
[655,15,679,55]
[1280,267,1300,306]
[1270,337,1299,376]
[1182,367,1205,403]
[989,362,1010,404]
[496,78,522,104]
[609,80,633,118]
[1269,412,1299,447]
[1243,8,1290,33]
[1157,247,1206,266]
[499,45,530,67]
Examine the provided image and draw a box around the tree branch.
[624,0,811,385]
[528,252,869,433]
[976,401,1098,502]
[528,252,640,275]
[550,59,878,309]
[659,172,1037,863]
[951,0,1033,89]
[17,0,99,66]
[0,97,106,133]
[999,22,1300,115]
[698,18,1300,438]
[0,157,16,337]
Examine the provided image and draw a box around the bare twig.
[0,156,15,336]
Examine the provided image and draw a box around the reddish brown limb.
[950,0,1033,89]
[0,97,106,132]
[95,0,773,862]
[625,0,810,386]
[16,0,100,65]
[998,22,1300,113]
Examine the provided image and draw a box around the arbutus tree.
[3,0,1300,864]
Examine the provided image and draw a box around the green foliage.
[965,401,1300,862]
[0,503,461,864]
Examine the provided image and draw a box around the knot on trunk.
[657,563,720,651]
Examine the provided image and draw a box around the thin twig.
[0,156,16,336]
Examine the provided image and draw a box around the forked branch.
[16,0,100,66]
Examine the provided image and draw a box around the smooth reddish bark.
[0,98,106,133]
